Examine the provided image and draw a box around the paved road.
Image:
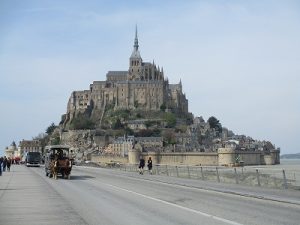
[0,165,299,225]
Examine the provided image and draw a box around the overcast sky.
[0,0,299,156]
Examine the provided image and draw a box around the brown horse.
[49,160,58,179]
[49,153,72,180]
[57,159,72,179]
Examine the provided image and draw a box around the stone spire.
[179,79,182,91]
[130,25,141,59]
[134,25,139,51]
[129,25,142,79]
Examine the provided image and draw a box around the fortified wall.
[91,148,280,166]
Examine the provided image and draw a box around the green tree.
[162,129,176,145]
[46,123,57,135]
[164,112,176,128]
[207,116,222,133]
[112,109,130,120]
[70,114,95,130]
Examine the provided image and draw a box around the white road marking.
[104,182,244,225]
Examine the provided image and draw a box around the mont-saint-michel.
[3,2,300,224]
[5,28,280,166]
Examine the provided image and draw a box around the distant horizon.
[280,152,300,157]
[1,0,299,156]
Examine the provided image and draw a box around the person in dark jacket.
[2,156,7,172]
[147,157,153,175]
[138,157,145,175]
[7,158,11,172]
[0,157,3,176]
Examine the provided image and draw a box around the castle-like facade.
[64,28,188,125]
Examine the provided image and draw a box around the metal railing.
[114,163,300,190]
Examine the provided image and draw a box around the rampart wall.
[91,148,280,166]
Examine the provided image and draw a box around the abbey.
[64,28,188,126]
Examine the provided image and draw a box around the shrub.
[164,112,176,128]
[70,114,95,130]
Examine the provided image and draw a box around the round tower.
[128,149,141,164]
[218,148,236,166]
[263,154,275,165]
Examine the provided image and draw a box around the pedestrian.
[2,156,7,172]
[7,158,11,172]
[147,157,153,175]
[0,157,3,176]
[138,157,145,175]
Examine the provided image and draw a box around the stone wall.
[127,151,218,166]
[90,155,128,164]
[88,147,280,167]
[238,151,261,165]
[160,152,218,166]
[125,148,280,166]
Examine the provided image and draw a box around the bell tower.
[129,25,143,80]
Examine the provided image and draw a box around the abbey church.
[63,28,188,126]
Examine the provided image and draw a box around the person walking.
[147,157,153,175]
[7,158,11,172]
[138,157,145,175]
[2,156,7,172]
[0,157,3,176]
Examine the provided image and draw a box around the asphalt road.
[0,165,299,225]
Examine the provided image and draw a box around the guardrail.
[114,163,300,190]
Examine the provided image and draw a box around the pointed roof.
[134,25,139,51]
[130,25,142,59]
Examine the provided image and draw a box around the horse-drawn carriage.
[45,145,73,179]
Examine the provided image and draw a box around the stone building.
[105,136,134,157]
[3,140,42,161]
[135,137,163,150]
[104,135,163,156]
[127,120,147,130]
[19,140,42,156]
[4,141,18,158]
[63,27,188,127]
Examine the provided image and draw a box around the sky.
[0,0,299,156]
